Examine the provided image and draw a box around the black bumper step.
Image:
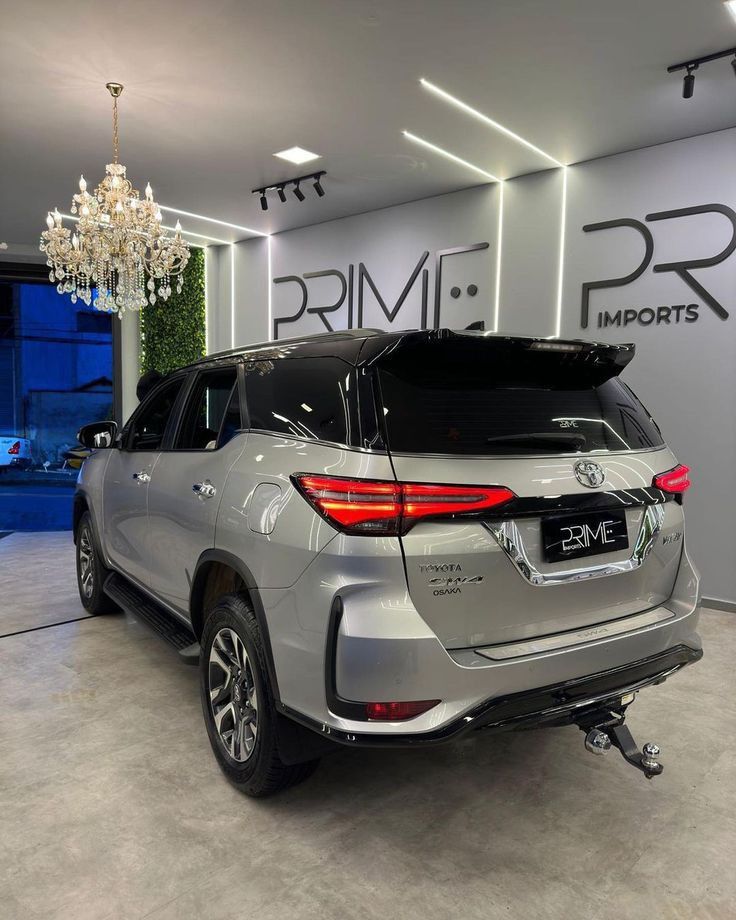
[104,572,199,659]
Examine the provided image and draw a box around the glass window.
[377,341,664,456]
[244,357,353,444]
[175,367,239,450]
[0,277,113,531]
[129,377,185,451]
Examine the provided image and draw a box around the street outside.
[0,470,77,530]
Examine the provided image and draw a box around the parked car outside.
[0,435,32,471]
[72,329,702,796]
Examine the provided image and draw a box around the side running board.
[104,572,201,665]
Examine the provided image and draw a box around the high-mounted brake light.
[653,464,691,494]
[292,474,515,535]
[365,700,440,721]
[7,441,20,455]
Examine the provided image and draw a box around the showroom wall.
[205,127,736,603]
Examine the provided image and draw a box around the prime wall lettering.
[580,203,736,329]
[272,242,489,339]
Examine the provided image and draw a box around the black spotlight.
[259,191,268,211]
[683,66,696,98]
[293,181,305,202]
[313,175,325,197]
[277,185,287,203]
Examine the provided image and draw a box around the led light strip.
[203,247,209,355]
[419,78,569,337]
[554,168,568,339]
[230,243,236,348]
[267,236,273,341]
[420,78,564,168]
[158,204,269,238]
[492,182,504,333]
[402,131,500,181]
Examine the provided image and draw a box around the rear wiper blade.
[485,433,587,451]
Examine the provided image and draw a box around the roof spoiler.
[361,329,635,381]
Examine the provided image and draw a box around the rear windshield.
[376,354,663,456]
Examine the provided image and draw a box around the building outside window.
[0,273,113,530]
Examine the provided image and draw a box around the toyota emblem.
[574,460,606,488]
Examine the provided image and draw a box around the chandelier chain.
[112,96,119,164]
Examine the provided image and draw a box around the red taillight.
[365,700,440,721]
[292,474,515,535]
[7,441,20,455]
[653,464,691,494]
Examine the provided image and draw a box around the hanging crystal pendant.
[39,83,190,317]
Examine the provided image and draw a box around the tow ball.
[578,708,664,779]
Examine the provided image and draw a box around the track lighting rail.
[252,171,326,210]
[667,46,736,98]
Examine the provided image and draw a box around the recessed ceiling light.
[726,0,736,23]
[274,146,321,165]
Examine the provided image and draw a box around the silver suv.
[74,329,702,795]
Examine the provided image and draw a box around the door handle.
[132,470,151,483]
[193,480,217,499]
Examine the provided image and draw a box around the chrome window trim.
[484,503,666,587]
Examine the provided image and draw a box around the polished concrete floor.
[0,532,735,920]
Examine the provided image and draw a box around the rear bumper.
[279,643,702,747]
[262,536,702,739]
[1,457,31,469]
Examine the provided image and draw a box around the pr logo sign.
[581,203,736,328]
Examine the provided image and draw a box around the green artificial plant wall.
[140,247,206,374]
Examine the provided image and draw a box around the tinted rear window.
[377,352,663,456]
[244,357,355,444]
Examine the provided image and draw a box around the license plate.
[541,510,629,563]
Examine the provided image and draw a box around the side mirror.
[77,420,119,449]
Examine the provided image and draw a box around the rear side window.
[175,367,239,450]
[377,347,663,456]
[244,357,354,445]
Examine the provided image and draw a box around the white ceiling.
[1,0,735,251]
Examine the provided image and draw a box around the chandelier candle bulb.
[39,82,190,316]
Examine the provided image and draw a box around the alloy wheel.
[208,627,259,763]
[78,527,95,599]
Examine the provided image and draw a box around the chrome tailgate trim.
[474,605,675,661]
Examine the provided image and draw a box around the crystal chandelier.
[40,82,190,316]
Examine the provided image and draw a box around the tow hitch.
[576,700,664,779]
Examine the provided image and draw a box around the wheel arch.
[72,492,89,542]
[190,550,281,702]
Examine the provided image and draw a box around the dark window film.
[175,367,239,450]
[377,366,663,457]
[129,377,185,451]
[244,357,354,445]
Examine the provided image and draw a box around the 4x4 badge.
[574,460,606,488]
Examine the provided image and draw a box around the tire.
[200,593,319,797]
[75,511,116,615]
